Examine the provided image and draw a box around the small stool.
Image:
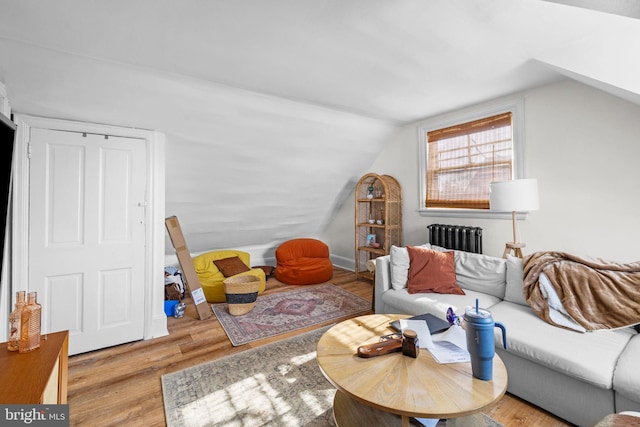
[502,242,525,259]
[275,238,333,285]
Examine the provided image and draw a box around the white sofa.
[374,244,640,427]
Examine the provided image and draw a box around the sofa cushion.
[613,333,640,402]
[381,287,501,319]
[490,301,635,389]
[427,245,507,298]
[504,255,528,306]
[390,245,410,290]
[453,250,506,299]
[391,244,507,298]
[390,244,430,290]
[407,246,464,295]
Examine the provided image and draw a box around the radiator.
[427,224,483,254]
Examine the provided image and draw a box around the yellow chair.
[193,250,266,303]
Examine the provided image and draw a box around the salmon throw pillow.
[406,246,464,295]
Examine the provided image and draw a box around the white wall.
[324,79,640,264]
[0,39,400,258]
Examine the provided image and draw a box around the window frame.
[417,96,526,219]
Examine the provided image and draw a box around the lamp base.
[502,242,526,259]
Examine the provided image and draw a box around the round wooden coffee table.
[316,314,508,427]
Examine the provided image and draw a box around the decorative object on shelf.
[489,179,539,259]
[366,185,375,199]
[355,173,402,281]
[366,234,376,246]
[7,291,26,351]
[19,291,41,353]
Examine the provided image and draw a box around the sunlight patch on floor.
[175,366,335,426]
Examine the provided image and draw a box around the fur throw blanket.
[523,251,640,332]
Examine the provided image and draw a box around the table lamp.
[489,179,539,259]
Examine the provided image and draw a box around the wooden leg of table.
[333,389,405,426]
[402,415,410,427]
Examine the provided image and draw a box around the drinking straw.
[475,298,479,314]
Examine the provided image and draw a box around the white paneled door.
[28,128,147,355]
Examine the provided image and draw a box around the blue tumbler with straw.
[463,299,507,380]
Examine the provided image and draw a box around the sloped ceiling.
[0,0,639,255]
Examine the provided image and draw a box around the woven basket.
[223,275,260,316]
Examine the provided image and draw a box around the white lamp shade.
[490,179,539,212]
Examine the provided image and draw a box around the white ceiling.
[5,0,639,123]
[542,0,640,19]
[1,0,639,255]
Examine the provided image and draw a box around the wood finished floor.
[67,268,573,426]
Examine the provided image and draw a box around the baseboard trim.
[330,254,355,272]
[166,246,356,273]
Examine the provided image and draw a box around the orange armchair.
[275,238,333,285]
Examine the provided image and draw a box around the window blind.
[426,112,513,209]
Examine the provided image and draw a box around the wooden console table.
[0,330,69,404]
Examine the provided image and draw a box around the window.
[426,112,512,209]
[418,98,524,217]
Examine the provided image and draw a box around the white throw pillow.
[454,250,507,299]
[390,244,431,290]
[504,255,528,306]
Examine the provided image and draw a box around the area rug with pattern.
[161,327,505,427]
[211,283,371,346]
